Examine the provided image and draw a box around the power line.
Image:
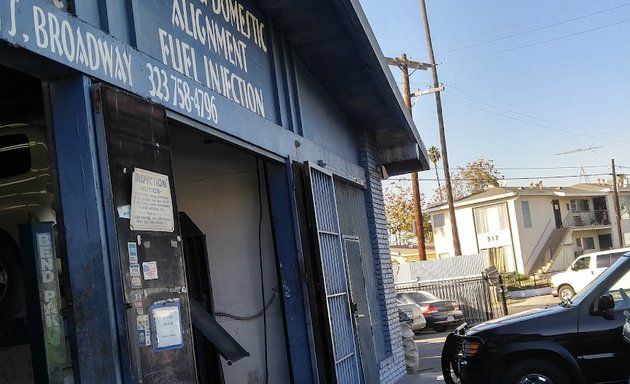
[392,173,613,182]
[495,165,611,170]
[444,90,630,140]
[490,17,630,55]
[444,96,630,144]
[447,0,591,47]
[440,82,596,127]
[440,2,630,54]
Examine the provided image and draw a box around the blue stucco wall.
[295,58,360,164]
[0,1,408,382]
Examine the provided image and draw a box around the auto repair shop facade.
[0,0,428,383]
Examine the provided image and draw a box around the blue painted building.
[0,0,428,383]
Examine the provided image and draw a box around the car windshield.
[570,253,630,305]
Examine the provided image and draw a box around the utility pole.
[385,54,431,261]
[419,0,462,256]
[612,159,624,247]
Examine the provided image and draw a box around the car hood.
[466,304,569,335]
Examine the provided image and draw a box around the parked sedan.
[397,291,464,332]
[396,298,427,333]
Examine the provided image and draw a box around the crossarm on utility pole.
[384,53,428,261]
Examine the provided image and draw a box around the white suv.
[551,247,630,300]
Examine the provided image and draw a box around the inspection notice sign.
[130,168,175,232]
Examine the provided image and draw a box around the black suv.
[442,252,630,384]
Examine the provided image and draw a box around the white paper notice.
[130,168,174,232]
[153,305,183,349]
[142,261,159,280]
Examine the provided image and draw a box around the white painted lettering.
[42,270,54,283]
[204,0,266,52]
[47,12,62,56]
[9,0,19,37]
[29,7,134,87]
[98,39,114,77]
[114,46,126,83]
[123,52,133,86]
[86,32,100,71]
[61,20,75,62]
[33,6,48,48]
[75,28,89,66]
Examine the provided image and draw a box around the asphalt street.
[395,294,560,384]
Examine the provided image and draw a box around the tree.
[384,182,432,245]
[429,158,504,206]
[428,146,442,203]
[459,158,502,194]
[384,182,414,245]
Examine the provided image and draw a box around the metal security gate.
[397,275,505,326]
[307,166,361,383]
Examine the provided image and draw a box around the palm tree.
[428,146,443,203]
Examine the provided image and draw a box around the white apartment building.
[426,183,630,275]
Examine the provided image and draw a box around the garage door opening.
[169,123,291,383]
[0,65,70,383]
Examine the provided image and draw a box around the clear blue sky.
[359,0,630,199]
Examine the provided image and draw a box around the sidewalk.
[396,368,442,384]
[395,332,447,384]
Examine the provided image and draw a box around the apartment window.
[521,201,532,228]
[621,196,630,220]
[570,199,590,212]
[474,203,509,233]
[576,237,595,251]
[433,213,445,228]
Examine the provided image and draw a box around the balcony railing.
[566,209,611,227]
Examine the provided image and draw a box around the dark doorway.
[599,234,613,250]
[552,199,563,228]
[593,197,609,225]
[0,65,66,383]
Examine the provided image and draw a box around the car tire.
[499,358,570,384]
[558,285,575,301]
[0,229,25,319]
[434,325,447,333]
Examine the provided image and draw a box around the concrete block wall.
[360,133,406,383]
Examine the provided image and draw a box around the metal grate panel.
[310,168,361,383]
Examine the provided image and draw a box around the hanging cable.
[212,158,271,384]
[256,158,269,384]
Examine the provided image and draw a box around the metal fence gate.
[308,166,361,383]
[396,275,506,326]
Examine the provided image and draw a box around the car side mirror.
[595,293,615,320]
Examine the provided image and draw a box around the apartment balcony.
[566,209,611,229]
